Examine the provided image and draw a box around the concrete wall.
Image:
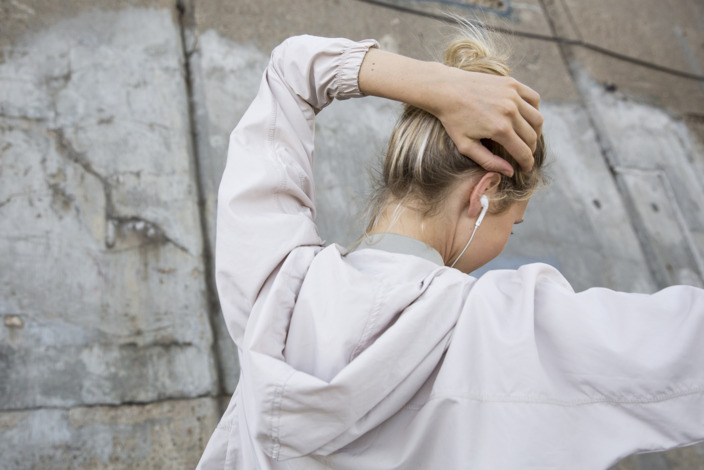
[1,0,703,468]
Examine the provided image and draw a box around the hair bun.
[443,32,510,77]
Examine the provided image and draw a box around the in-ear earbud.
[476,195,489,227]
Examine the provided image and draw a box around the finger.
[459,140,514,176]
[517,98,544,136]
[510,111,539,154]
[514,81,541,110]
[491,125,534,172]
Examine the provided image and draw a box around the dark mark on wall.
[48,128,189,254]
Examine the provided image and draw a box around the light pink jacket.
[198,35,704,469]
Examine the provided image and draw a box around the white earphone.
[450,194,489,269]
[476,194,489,227]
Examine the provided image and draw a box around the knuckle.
[493,121,511,137]
[501,99,517,116]
[456,141,473,156]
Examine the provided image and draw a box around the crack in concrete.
[0,111,48,124]
[47,127,189,254]
[108,216,189,253]
[0,192,27,209]
[48,128,112,207]
[118,339,196,349]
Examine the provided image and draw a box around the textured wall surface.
[1,0,703,468]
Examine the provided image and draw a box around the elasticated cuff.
[331,39,379,100]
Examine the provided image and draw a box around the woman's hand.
[427,67,542,175]
[359,48,542,176]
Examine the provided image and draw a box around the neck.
[367,202,457,263]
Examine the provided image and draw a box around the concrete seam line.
[175,0,226,397]
[537,0,664,289]
[1,393,230,413]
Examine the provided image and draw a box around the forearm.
[359,48,448,116]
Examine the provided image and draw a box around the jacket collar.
[354,233,444,266]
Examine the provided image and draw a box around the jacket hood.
[238,245,468,460]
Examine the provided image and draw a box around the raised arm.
[216,36,378,344]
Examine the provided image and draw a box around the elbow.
[268,35,312,74]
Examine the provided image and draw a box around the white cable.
[450,195,488,269]
[450,223,480,268]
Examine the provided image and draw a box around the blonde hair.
[366,25,546,233]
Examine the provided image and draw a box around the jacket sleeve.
[452,263,704,465]
[215,36,378,345]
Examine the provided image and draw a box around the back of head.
[367,24,546,232]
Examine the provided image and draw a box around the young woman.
[198,32,704,469]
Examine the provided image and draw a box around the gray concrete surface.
[0,397,219,469]
[1,6,217,410]
[1,0,703,468]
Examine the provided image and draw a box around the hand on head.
[432,71,543,176]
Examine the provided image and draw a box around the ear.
[467,172,501,218]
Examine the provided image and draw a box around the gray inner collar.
[355,233,445,266]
